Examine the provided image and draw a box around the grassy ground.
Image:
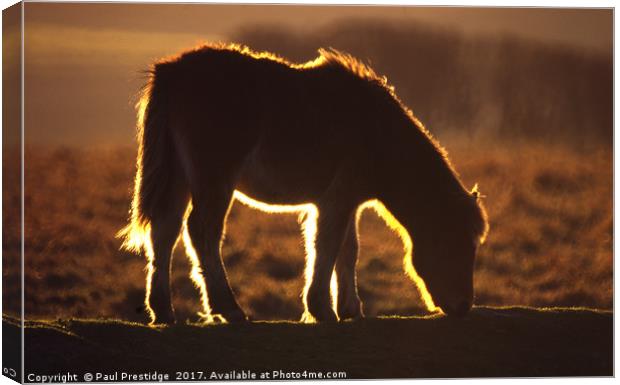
[2,138,611,323]
[4,306,612,379]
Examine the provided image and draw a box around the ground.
[3,138,612,323]
[3,306,612,379]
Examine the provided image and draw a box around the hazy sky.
[28,4,612,51]
[21,3,612,145]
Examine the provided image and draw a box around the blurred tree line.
[234,20,612,146]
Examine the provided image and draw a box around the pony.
[119,43,489,325]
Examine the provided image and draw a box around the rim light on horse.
[119,43,489,325]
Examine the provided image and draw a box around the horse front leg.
[304,203,355,322]
[335,212,364,320]
[187,187,247,323]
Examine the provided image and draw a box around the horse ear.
[471,183,481,200]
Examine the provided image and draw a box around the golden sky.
[27,4,612,51]
[21,3,612,145]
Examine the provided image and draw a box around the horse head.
[409,185,488,317]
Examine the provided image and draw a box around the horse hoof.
[150,316,176,326]
[223,309,249,324]
[338,305,365,321]
[339,313,365,322]
[311,309,338,323]
[318,315,338,323]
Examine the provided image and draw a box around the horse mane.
[157,42,388,84]
[316,48,385,84]
[173,44,445,141]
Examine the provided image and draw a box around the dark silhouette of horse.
[119,43,489,325]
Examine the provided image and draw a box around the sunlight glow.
[231,193,439,316]
[117,43,450,324]
[117,84,151,255]
[358,200,439,313]
[233,191,339,323]
[141,227,156,323]
[122,191,439,322]
[178,202,216,323]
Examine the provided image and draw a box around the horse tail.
[118,63,176,255]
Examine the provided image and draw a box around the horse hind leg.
[335,212,364,320]
[147,178,189,325]
[186,184,247,323]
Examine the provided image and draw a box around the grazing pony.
[119,43,489,325]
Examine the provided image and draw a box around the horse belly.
[236,144,331,206]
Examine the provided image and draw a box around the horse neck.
[375,119,471,235]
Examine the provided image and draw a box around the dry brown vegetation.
[2,135,611,324]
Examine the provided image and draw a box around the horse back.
[159,47,388,203]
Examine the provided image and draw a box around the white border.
[0,2,615,385]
